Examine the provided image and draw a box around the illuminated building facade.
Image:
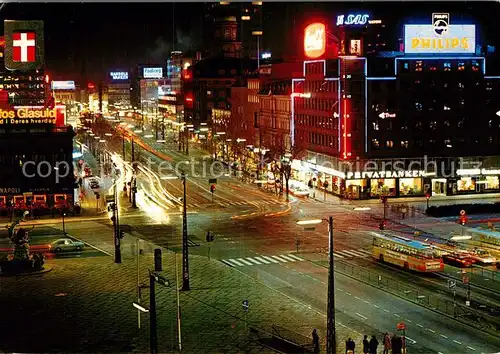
[290,14,500,199]
[0,20,75,213]
[107,71,131,111]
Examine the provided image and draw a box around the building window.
[401,140,409,148]
[371,139,380,148]
[399,178,423,196]
[429,121,437,130]
[386,140,394,148]
[415,102,422,112]
[372,122,379,131]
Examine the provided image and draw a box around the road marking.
[384,309,390,313]
[341,250,366,258]
[373,305,380,308]
[466,346,475,351]
[363,300,370,304]
[355,313,367,320]
[226,259,244,266]
[271,255,288,263]
[453,340,462,345]
[333,252,345,259]
[237,258,254,266]
[405,319,412,323]
[254,256,270,264]
[246,258,262,265]
[355,296,360,300]
[357,249,372,255]
[394,313,401,317]
[220,260,234,267]
[406,337,417,344]
[280,255,297,262]
[416,324,424,328]
[347,250,370,257]
[427,329,435,333]
[262,256,279,264]
[346,292,352,296]
[440,334,448,339]
[287,254,304,261]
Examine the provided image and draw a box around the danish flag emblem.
[12,32,36,62]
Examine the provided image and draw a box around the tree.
[264,134,306,202]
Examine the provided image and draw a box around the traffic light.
[460,215,467,226]
[118,230,125,239]
[210,184,216,193]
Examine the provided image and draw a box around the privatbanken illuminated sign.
[404,13,476,54]
[304,23,326,59]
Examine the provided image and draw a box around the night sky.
[1,2,499,82]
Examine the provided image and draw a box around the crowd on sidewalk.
[344,332,404,354]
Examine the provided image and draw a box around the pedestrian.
[312,329,320,353]
[369,335,379,354]
[391,334,402,354]
[383,332,391,354]
[362,335,369,354]
[346,337,355,354]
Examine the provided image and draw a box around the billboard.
[304,23,326,59]
[404,14,475,55]
[143,67,163,79]
[4,20,44,71]
[51,81,75,90]
[109,71,129,81]
[3,106,66,126]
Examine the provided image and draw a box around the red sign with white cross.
[12,32,36,62]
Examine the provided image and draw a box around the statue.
[7,211,33,260]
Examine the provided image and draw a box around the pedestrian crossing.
[332,249,372,259]
[186,199,284,209]
[220,253,305,267]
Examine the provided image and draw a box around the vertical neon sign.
[342,97,352,159]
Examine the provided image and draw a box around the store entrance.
[432,179,446,196]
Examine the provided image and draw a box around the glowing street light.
[296,219,322,225]
[236,138,246,143]
[105,133,113,136]
[133,302,149,313]
[144,134,154,138]
[353,207,371,211]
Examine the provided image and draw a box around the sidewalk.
[0,219,362,354]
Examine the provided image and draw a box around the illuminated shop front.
[455,169,500,195]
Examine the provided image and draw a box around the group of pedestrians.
[346,332,404,354]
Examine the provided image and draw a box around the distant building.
[107,71,131,111]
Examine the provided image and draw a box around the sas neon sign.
[336,14,370,26]
[304,23,326,59]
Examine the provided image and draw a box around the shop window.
[415,102,423,112]
[485,176,499,190]
[386,140,394,148]
[373,122,379,131]
[399,177,423,196]
[401,140,409,148]
[371,139,380,148]
[488,136,493,144]
[429,121,437,130]
[371,178,396,197]
[443,62,451,71]
[458,177,475,192]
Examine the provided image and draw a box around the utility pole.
[149,271,158,354]
[113,180,122,263]
[181,172,190,291]
[122,135,126,160]
[131,138,135,162]
[326,216,336,354]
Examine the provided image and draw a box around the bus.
[372,232,444,272]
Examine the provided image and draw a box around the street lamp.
[296,216,336,353]
[181,172,190,291]
[62,211,66,235]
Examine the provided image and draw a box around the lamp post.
[112,179,122,263]
[181,172,190,291]
[297,217,336,353]
[62,211,66,236]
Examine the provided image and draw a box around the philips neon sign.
[337,14,369,26]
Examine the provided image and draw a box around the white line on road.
[280,255,297,262]
[220,260,234,267]
[227,259,244,266]
[346,292,352,296]
[406,337,417,344]
[427,329,435,333]
[333,252,345,259]
[373,305,380,308]
[394,313,401,317]
[440,334,448,339]
[237,258,254,266]
[453,340,462,345]
[405,319,412,323]
[341,250,364,257]
[355,313,368,320]
[363,300,370,304]
[466,346,475,351]
[254,256,270,264]
[355,296,360,300]
[287,254,304,261]
[416,324,424,328]
[261,256,279,264]
[246,258,262,265]
[271,255,288,263]
[384,309,390,313]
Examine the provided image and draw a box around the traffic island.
[0,256,51,276]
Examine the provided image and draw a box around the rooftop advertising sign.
[0,106,65,126]
[304,23,326,59]
[143,67,163,79]
[336,14,370,26]
[404,13,476,54]
[109,71,129,81]
[51,81,75,90]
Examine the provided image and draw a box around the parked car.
[469,249,497,265]
[442,253,473,268]
[49,238,85,253]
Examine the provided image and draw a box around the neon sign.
[336,14,369,26]
[304,23,326,59]
[110,71,129,81]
